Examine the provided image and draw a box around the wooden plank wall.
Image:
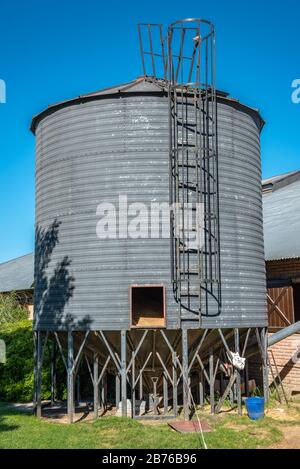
[266,259,300,281]
[267,286,295,329]
[266,258,300,329]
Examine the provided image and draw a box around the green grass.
[0,402,283,449]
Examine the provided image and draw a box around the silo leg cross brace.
[33,327,268,422]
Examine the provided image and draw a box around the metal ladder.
[168,21,220,324]
[138,20,221,324]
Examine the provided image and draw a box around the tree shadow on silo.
[34,219,92,329]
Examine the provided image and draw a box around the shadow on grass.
[0,416,19,432]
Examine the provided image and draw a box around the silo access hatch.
[130,285,166,328]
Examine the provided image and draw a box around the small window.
[130,285,166,328]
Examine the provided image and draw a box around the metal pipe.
[246,323,300,358]
[268,321,300,347]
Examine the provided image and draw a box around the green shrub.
[0,321,68,402]
[0,321,35,401]
[0,292,28,324]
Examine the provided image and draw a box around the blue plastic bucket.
[245,397,265,420]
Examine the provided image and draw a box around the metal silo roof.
[0,253,34,293]
[263,170,300,260]
[30,77,264,134]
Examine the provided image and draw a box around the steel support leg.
[77,375,81,405]
[132,351,135,418]
[67,330,74,424]
[34,331,42,418]
[152,377,159,415]
[100,375,106,411]
[172,351,178,416]
[262,328,269,404]
[93,352,99,420]
[199,370,204,406]
[115,374,120,410]
[139,373,143,401]
[235,329,242,415]
[244,360,249,397]
[104,373,107,409]
[121,330,127,417]
[50,340,57,406]
[182,329,189,421]
[33,331,37,414]
[163,373,168,414]
[209,347,215,414]
[229,383,234,408]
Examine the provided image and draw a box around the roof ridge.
[0,252,33,267]
[262,169,300,182]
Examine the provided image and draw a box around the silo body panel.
[207,101,267,328]
[35,94,181,330]
[34,83,267,331]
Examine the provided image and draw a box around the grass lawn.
[1,401,299,449]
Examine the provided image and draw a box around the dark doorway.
[131,285,165,328]
[293,284,300,322]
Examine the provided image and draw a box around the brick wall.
[248,332,300,395]
[268,332,300,393]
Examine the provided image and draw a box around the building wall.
[266,258,300,281]
[268,332,300,394]
[249,332,300,396]
[262,259,300,395]
[26,304,34,320]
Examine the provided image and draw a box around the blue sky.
[0,0,299,263]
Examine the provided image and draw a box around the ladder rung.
[178,164,198,169]
[178,277,220,283]
[180,291,199,298]
[179,269,199,275]
[176,226,198,232]
[180,288,200,297]
[173,147,216,153]
[201,279,220,283]
[179,247,198,253]
[178,182,198,190]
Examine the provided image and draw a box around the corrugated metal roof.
[0,253,34,293]
[30,77,264,134]
[263,174,300,261]
[262,169,300,193]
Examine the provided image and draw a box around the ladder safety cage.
[138,23,167,80]
[138,19,221,325]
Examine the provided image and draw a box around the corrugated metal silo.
[32,79,266,331]
[31,19,268,423]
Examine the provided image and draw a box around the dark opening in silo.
[131,285,166,328]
